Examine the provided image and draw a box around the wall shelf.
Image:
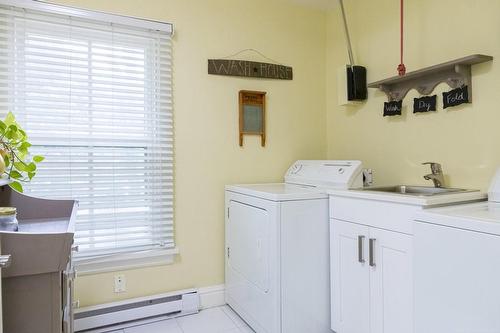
[368,54,493,101]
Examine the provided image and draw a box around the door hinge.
[227,208,230,219]
[227,247,230,259]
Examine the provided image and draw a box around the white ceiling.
[288,0,338,10]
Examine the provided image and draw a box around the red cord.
[397,0,406,76]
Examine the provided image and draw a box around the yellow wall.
[327,0,499,189]
[47,0,500,308]
[50,0,327,306]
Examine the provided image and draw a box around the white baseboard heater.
[74,289,199,332]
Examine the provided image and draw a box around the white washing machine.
[225,160,364,333]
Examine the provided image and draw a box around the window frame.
[0,0,176,272]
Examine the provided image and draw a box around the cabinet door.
[330,219,370,333]
[415,222,500,333]
[369,228,413,333]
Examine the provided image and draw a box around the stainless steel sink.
[361,185,479,196]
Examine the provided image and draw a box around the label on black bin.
[443,86,469,108]
[383,100,402,116]
[413,95,437,113]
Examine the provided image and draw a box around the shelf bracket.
[368,54,492,102]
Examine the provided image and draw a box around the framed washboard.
[239,90,266,147]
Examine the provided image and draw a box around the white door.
[369,228,413,333]
[225,192,280,333]
[330,219,370,333]
[227,200,270,292]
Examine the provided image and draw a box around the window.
[0,1,174,267]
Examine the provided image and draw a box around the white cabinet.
[331,219,413,333]
[328,191,487,333]
[329,193,415,333]
[414,220,500,333]
[369,227,413,333]
[330,219,370,333]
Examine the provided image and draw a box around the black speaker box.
[346,65,367,101]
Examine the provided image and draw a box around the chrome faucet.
[423,162,444,188]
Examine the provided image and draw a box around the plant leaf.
[0,112,43,184]
[33,155,45,163]
[18,129,26,139]
[7,124,17,133]
[27,162,36,172]
[18,150,27,160]
[14,162,27,172]
[9,170,22,179]
[9,181,23,193]
[19,142,31,150]
[4,112,15,126]
[4,129,13,140]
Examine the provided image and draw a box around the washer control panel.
[285,160,363,189]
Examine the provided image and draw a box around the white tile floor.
[103,306,254,333]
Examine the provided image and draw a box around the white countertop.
[226,183,328,201]
[327,188,487,207]
[415,201,500,235]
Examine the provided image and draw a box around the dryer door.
[225,191,280,333]
[227,200,270,292]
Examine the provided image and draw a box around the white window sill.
[74,248,179,276]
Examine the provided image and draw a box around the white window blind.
[0,3,174,259]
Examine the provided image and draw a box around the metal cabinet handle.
[0,254,12,268]
[357,235,365,263]
[369,238,376,267]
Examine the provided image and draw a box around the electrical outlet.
[114,274,126,293]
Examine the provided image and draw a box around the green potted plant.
[0,112,44,192]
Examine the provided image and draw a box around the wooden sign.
[383,100,402,117]
[413,95,437,113]
[443,86,469,108]
[208,59,292,80]
[239,90,266,147]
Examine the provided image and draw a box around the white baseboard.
[76,288,199,332]
[198,284,226,309]
[77,284,226,333]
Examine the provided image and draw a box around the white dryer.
[225,160,363,333]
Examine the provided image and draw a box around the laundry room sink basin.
[362,185,478,196]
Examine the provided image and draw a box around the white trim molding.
[198,284,226,309]
[0,0,174,34]
[74,285,226,333]
[75,288,199,332]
